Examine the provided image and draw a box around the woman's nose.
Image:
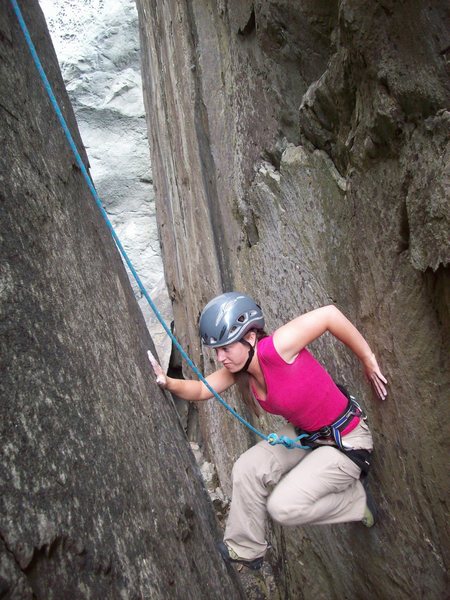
[216,348,225,362]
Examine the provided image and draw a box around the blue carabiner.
[267,433,279,445]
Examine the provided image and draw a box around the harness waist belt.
[294,393,365,451]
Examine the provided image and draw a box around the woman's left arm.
[273,305,388,399]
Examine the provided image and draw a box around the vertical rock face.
[0,2,244,598]
[137,1,449,598]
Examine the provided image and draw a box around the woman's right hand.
[147,350,168,388]
[363,352,388,400]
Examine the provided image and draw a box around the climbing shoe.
[362,485,378,527]
[217,541,264,570]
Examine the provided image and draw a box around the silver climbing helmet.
[199,292,265,347]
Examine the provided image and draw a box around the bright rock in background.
[39,0,172,369]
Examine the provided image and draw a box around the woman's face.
[214,341,248,372]
[214,332,255,372]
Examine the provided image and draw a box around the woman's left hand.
[363,353,388,400]
[147,349,168,388]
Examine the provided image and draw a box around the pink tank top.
[252,336,359,435]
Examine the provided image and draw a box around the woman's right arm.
[147,350,235,401]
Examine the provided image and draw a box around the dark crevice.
[423,266,450,358]
[399,173,412,253]
[245,211,260,248]
[398,200,410,253]
[0,102,19,121]
[262,148,282,171]
[0,576,10,599]
[168,323,201,444]
[238,8,256,37]
[22,537,61,577]
[0,531,25,574]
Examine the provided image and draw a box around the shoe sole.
[217,542,263,571]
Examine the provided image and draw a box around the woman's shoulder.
[256,334,273,358]
[258,334,307,365]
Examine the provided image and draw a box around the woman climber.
[148,292,387,570]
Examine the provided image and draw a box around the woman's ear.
[244,330,257,345]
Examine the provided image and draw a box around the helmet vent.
[237,314,246,323]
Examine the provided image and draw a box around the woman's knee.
[267,487,310,526]
[266,492,287,524]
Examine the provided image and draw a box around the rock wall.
[137,1,449,598]
[0,2,244,598]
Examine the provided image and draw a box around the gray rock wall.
[137,1,449,598]
[0,2,244,598]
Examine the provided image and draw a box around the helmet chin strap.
[237,339,256,373]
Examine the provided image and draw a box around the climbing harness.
[294,385,372,475]
[10,0,365,455]
[294,387,364,451]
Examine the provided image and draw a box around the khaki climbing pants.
[224,420,373,560]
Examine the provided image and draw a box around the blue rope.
[10,0,311,451]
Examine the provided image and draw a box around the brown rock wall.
[137,0,449,598]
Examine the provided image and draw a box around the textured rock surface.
[137,1,449,598]
[0,2,244,598]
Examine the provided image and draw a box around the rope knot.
[279,435,295,448]
[267,433,296,448]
